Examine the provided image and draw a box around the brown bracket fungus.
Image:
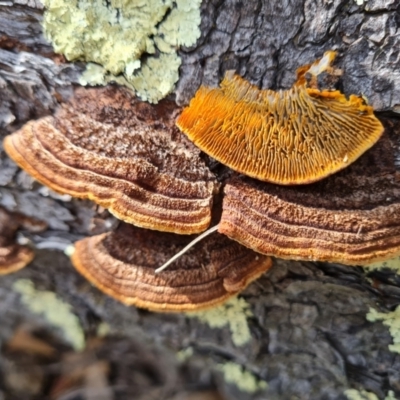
[71,222,272,312]
[0,207,46,274]
[3,86,217,235]
[177,51,384,185]
[218,118,400,265]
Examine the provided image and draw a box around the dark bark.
[1,1,400,399]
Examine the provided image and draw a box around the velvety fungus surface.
[3,86,217,235]
[219,118,400,265]
[71,222,272,312]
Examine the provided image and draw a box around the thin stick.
[155,225,219,274]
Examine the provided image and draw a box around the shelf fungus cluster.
[175,51,400,267]
[3,85,273,311]
[165,118,400,267]
[4,86,217,235]
[72,223,272,312]
[219,120,400,264]
[177,51,384,185]
[3,51,398,311]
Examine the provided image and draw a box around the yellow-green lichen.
[79,63,108,86]
[364,257,400,274]
[13,279,85,351]
[176,346,194,362]
[217,362,268,393]
[42,0,202,103]
[124,53,182,101]
[367,306,400,354]
[386,391,398,400]
[345,389,397,400]
[96,321,111,337]
[187,297,253,347]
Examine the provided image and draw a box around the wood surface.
[0,1,399,399]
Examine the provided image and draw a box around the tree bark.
[0,1,400,399]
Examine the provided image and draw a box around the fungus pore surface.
[177,51,384,185]
[4,86,217,234]
[71,222,272,312]
[219,118,400,265]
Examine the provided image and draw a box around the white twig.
[155,225,219,274]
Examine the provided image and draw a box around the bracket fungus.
[0,207,46,274]
[218,118,400,265]
[177,51,384,185]
[71,222,272,312]
[3,86,217,235]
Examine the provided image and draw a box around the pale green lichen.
[345,389,397,400]
[96,321,111,337]
[13,279,85,351]
[176,346,194,362]
[386,391,398,400]
[187,297,253,347]
[123,53,182,102]
[79,63,107,86]
[364,257,400,274]
[42,0,202,103]
[177,346,268,393]
[217,362,268,393]
[155,0,202,48]
[367,306,400,354]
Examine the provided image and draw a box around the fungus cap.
[177,51,384,185]
[71,223,272,312]
[4,86,218,235]
[218,118,400,265]
[0,207,41,274]
[0,244,33,275]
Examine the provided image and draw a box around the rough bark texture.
[176,0,400,112]
[1,1,400,400]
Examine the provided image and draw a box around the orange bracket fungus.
[3,87,217,235]
[177,51,384,185]
[71,222,272,312]
[2,53,393,310]
[218,119,400,265]
[0,206,46,274]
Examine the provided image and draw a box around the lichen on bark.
[42,0,202,103]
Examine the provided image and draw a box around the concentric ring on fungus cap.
[71,223,272,312]
[177,51,384,185]
[3,86,218,235]
[0,206,42,274]
[218,118,400,265]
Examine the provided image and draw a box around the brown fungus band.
[71,223,272,312]
[4,87,218,235]
[0,207,46,274]
[219,118,400,265]
[177,51,384,185]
